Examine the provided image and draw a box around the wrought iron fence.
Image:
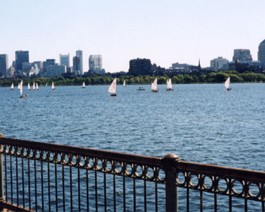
[0,136,264,211]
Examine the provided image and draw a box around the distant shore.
[0,70,265,87]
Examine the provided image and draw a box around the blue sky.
[1,0,265,72]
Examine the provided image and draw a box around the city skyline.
[1,0,265,73]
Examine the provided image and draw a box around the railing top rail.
[177,160,265,183]
[1,137,265,183]
[0,137,162,167]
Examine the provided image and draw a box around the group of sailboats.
[27,82,39,91]
[10,81,56,98]
[151,78,173,92]
[11,76,232,98]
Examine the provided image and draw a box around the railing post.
[0,133,4,210]
[163,153,180,212]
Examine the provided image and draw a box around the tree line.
[1,71,265,87]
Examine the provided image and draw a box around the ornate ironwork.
[0,137,264,211]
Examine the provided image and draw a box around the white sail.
[52,82,55,90]
[224,77,231,90]
[151,78,158,92]
[20,80,23,96]
[36,83,39,90]
[11,83,14,90]
[28,83,31,90]
[166,78,173,90]
[32,82,36,90]
[123,80,126,87]
[82,82,85,88]
[108,78,117,95]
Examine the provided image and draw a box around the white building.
[89,55,105,74]
[210,57,229,70]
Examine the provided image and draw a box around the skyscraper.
[0,54,8,77]
[60,54,70,68]
[258,40,265,67]
[76,50,83,74]
[15,51,29,71]
[232,49,252,62]
[89,55,104,74]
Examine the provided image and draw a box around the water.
[1,83,265,171]
[1,83,265,211]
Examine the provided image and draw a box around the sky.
[1,0,265,73]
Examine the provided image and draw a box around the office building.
[89,55,105,74]
[73,56,81,75]
[75,50,83,74]
[60,54,70,68]
[232,49,252,62]
[0,54,8,77]
[258,39,265,67]
[46,64,66,77]
[210,57,229,70]
[15,51,29,71]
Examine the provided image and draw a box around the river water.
[1,83,265,170]
[0,83,264,211]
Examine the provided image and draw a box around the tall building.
[258,39,265,67]
[15,51,29,71]
[75,50,83,74]
[73,56,80,75]
[89,55,104,74]
[0,54,8,77]
[210,57,229,71]
[232,49,252,62]
[60,54,70,68]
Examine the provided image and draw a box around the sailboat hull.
[110,93,117,96]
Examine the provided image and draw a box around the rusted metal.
[0,136,264,211]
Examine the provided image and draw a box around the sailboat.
[32,82,36,90]
[36,83,39,90]
[10,83,14,90]
[108,78,117,96]
[52,82,55,90]
[82,82,86,88]
[28,83,31,90]
[123,80,126,87]
[224,77,231,91]
[151,78,159,92]
[166,78,173,91]
[19,80,28,98]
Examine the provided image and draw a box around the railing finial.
[164,153,180,161]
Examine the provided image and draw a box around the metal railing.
[0,136,264,211]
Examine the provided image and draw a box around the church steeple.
[198,59,201,71]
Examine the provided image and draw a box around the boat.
[151,78,159,92]
[36,83,39,90]
[28,83,31,90]
[19,80,28,99]
[52,82,55,90]
[123,80,126,87]
[10,83,14,90]
[82,82,86,88]
[32,82,36,90]
[137,86,145,91]
[166,78,173,91]
[224,77,231,91]
[108,78,117,96]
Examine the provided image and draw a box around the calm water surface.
[1,83,265,171]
